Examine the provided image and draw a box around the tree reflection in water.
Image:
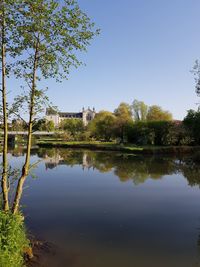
[6,147,200,266]
[27,147,200,187]
[39,148,200,266]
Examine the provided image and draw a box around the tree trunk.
[12,42,39,214]
[1,2,9,211]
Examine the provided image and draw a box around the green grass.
[36,140,148,152]
[0,211,30,267]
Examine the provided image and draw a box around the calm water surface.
[7,148,200,267]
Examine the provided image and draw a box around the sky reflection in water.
[7,148,200,267]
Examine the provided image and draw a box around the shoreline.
[37,141,200,155]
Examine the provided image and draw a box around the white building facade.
[45,107,96,127]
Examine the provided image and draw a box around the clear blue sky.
[15,0,200,119]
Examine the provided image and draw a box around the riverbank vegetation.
[32,100,200,148]
[6,97,200,149]
[0,211,29,267]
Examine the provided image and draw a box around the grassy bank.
[0,211,30,267]
[37,140,200,155]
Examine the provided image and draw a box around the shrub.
[147,121,171,145]
[126,121,153,145]
[76,131,92,141]
[0,211,30,267]
[59,119,84,139]
[57,131,73,141]
[126,121,191,146]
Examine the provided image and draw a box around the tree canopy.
[89,111,116,141]
[146,105,173,121]
[132,99,148,121]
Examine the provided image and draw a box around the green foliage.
[126,121,190,146]
[147,105,173,121]
[57,131,74,141]
[132,99,148,121]
[59,119,84,139]
[10,119,27,131]
[183,109,200,144]
[33,119,55,132]
[126,121,152,145]
[114,102,132,118]
[15,0,99,80]
[88,111,116,141]
[114,103,133,142]
[192,60,200,97]
[12,0,99,124]
[77,130,92,141]
[46,121,55,132]
[0,211,29,267]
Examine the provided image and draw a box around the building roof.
[46,107,96,117]
[59,112,83,118]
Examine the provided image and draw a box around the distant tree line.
[7,98,200,146]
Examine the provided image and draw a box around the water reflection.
[5,147,200,267]
[26,148,200,186]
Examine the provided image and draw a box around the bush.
[126,121,153,145]
[0,211,29,267]
[76,131,92,141]
[126,121,191,146]
[56,131,73,141]
[59,119,84,139]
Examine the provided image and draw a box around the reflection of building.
[45,107,96,127]
[82,153,93,170]
[44,154,64,169]
[44,152,93,170]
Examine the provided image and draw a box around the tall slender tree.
[12,0,98,214]
[132,99,148,121]
[0,0,24,211]
[0,0,9,211]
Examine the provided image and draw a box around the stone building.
[45,107,96,127]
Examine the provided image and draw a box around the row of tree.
[132,100,172,121]
[89,104,200,145]
[34,100,200,146]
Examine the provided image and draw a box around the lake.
[6,148,200,267]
